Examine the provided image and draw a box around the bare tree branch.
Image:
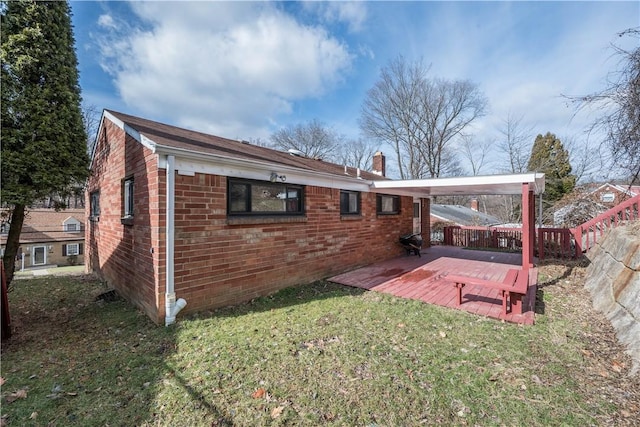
[360,56,488,179]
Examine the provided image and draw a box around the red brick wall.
[88,119,415,323]
[86,119,162,322]
[172,174,414,315]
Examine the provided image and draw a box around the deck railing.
[442,193,640,260]
[570,193,640,254]
[443,226,522,250]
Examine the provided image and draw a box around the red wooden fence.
[442,193,640,260]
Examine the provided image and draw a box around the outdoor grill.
[399,233,422,257]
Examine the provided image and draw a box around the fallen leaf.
[66,392,78,397]
[611,360,624,373]
[439,331,447,338]
[5,389,28,403]
[252,388,265,399]
[0,377,4,386]
[397,323,405,328]
[30,412,38,420]
[531,375,542,385]
[271,406,284,418]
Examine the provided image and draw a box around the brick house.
[587,183,639,207]
[87,110,431,325]
[0,209,85,269]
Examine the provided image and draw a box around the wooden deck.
[328,246,537,325]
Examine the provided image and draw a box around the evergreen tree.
[1,0,89,284]
[527,133,576,218]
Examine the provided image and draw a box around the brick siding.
[88,119,421,324]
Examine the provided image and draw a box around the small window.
[123,177,134,218]
[63,243,83,256]
[228,179,304,215]
[90,191,100,218]
[377,194,400,215]
[64,223,78,232]
[340,190,361,215]
[413,202,420,218]
[601,193,615,203]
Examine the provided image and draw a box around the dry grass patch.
[1,263,639,426]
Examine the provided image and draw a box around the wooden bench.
[446,268,529,315]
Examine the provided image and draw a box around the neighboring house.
[429,202,502,243]
[552,183,639,227]
[0,209,85,268]
[87,110,427,325]
[430,202,502,227]
[587,183,639,207]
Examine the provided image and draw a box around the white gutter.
[165,155,186,326]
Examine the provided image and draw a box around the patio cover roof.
[370,173,545,197]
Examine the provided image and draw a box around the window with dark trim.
[90,191,100,219]
[340,190,361,215]
[63,243,83,256]
[377,194,400,214]
[122,177,134,218]
[228,179,304,215]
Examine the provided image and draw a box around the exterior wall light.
[270,172,286,183]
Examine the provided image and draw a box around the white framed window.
[601,193,615,203]
[65,223,78,232]
[65,243,79,256]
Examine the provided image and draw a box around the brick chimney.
[470,199,479,211]
[372,151,386,177]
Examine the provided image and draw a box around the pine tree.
[1,0,89,284]
[527,132,576,219]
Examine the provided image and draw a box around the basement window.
[228,178,304,216]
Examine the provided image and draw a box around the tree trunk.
[2,204,26,286]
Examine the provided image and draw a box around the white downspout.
[165,155,186,326]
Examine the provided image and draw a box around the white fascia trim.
[372,173,546,195]
[154,145,374,193]
[102,110,157,151]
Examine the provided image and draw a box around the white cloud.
[302,1,367,33]
[95,2,354,139]
[97,14,117,29]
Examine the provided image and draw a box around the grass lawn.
[1,262,638,426]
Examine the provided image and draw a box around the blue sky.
[70,1,639,178]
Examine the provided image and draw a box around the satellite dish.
[288,148,305,157]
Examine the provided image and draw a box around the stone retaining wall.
[585,223,640,375]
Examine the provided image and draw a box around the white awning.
[370,173,545,197]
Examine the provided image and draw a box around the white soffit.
[371,173,546,196]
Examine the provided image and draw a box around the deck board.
[329,246,537,325]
